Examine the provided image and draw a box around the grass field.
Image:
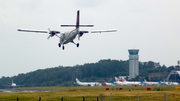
[0,86,180,101]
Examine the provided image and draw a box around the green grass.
[0,86,180,101]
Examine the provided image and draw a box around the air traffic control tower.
[128,49,139,80]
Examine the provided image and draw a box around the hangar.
[166,70,180,82]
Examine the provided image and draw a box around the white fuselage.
[114,81,124,86]
[12,83,16,87]
[105,82,114,86]
[75,78,102,86]
[60,28,79,45]
[144,82,159,85]
[122,81,141,86]
[120,77,141,86]
[76,82,101,86]
[164,82,179,85]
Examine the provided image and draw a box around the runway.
[0,89,60,92]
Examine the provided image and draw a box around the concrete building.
[128,49,139,80]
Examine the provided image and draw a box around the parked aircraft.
[121,77,141,86]
[110,77,123,85]
[74,78,102,86]
[141,79,159,86]
[102,80,114,86]
[4,79,23,88]
[18,10,117,50]
[171,82,179,85]
[158,80,179,85]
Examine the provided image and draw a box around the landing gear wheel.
[62,46,65,50]
[77,43,79,47]
[58,43,61,47]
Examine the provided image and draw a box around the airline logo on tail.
[111,80,115,84]
[158,80,165,85]
[140,80,144,84]
[158,80,162,84]
[115,77,119,82]
[122,77,126,82]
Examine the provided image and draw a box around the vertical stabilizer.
[111,80,115,84]
[158,80,161,84]
[102,80,106,85]
[76,10,80,29]
[115,77,119,82]
[75,78,80,83]
[122,77,127,82]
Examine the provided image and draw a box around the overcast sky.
[0,0,180,77]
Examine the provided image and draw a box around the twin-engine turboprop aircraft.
[4,79,23,88]
[18,10,117,50]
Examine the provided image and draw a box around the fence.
[1,92,180,101]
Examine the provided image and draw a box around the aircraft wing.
[90,29,117,33]
[16,85,23,87]
[80,29,117,34]
[18,29,49,33]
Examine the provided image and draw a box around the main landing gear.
[73,41,79,48]
[77,43,79,47]
[58,43,65,50]
[58,43,79,50]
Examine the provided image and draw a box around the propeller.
[47,28,60,39]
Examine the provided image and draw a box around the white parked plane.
[144,79,159,85]
[121,77,141,86]
[18,10,117,50]
[74,78,102,86]
[4,79,23,88]
[158,80,179,85]
[140,79,159,86]
[102,80,114,86]
[111,77,124,85]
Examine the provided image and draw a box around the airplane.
[74,78,102,86]
[4,79,23,88]
[142,79,159,86]
[121,77,141,86]
[158,80,166,85]
[18,10,117,50]
[171,82,179,85]
[110,77,124,85]
[102,80,114,86]
[140,80,146,86]
[158,80,179,85]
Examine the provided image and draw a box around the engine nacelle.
[78,31,84,37]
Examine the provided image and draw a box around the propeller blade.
[47,35,51,39]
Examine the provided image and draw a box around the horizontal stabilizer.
[18,29,48,33]
[91,29,117,33]
[61,25,94,27]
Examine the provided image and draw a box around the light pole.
[159,69,160,80]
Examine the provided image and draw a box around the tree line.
[0,59,175,88]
